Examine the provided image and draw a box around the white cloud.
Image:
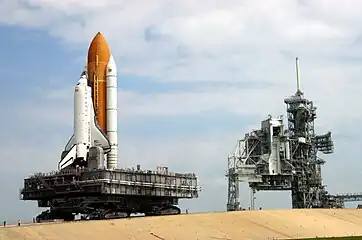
[1,0,362,219]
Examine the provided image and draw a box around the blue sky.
[1,0,362,223]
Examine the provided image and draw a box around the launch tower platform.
[21,166,200,221]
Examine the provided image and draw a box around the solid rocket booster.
[106,55,118,169]
[59,32,118,170]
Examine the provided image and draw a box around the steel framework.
[21,166,201,221]
[226,58,347,210]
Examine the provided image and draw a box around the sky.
[1,0,362,222]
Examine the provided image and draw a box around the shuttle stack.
[59,32,118,170]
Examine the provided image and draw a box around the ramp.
[1,209,362,240]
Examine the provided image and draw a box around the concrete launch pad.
[1,209,362,240]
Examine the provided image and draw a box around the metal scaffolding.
[21,166,201,221]
[225,58,355,210]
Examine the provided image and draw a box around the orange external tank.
[87,32,110,134]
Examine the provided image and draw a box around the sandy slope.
[1,209,362,240]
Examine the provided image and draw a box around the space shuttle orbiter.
[58,32,118,170]
[59,72,111,170]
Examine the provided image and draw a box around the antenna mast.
[295,57,302,96]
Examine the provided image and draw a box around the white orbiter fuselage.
[58,72,111,170]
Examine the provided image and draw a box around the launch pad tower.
[226,58,339,210]
[284,58,334,208]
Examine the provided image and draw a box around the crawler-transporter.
[20,150,200,221]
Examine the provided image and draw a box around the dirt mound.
[1,209,362,240]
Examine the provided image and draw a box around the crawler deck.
[21,167,200,220]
